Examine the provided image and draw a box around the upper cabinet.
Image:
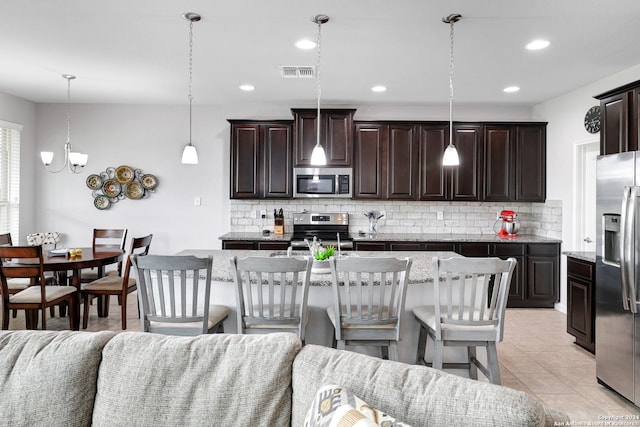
[229,120,293,199]
[291,109,355,166]
[595,79,640,155]
[354,122,485,202]
[229,114,546,202]
[484,124,547,202]
[353,122,385,199]
[450,124,483,201]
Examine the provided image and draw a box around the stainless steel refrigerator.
[596,151,640,406]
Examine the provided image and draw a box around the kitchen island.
[175,249,460,365]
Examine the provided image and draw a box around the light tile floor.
[498,308,640,422]
[5,299,640,422]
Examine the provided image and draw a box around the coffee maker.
[494,209,520,237]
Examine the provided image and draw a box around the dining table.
[15,246,123,330]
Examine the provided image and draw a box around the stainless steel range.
[290,212,353,249]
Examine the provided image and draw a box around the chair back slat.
[231,255,312,340]
[132,254,213,335]
[329,256,412,330]
[433,256,517,337]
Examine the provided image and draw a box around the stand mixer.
[494,209,520,238]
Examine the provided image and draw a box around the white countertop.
[175,249,460,285]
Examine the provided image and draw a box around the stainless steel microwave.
[293,167,352,198]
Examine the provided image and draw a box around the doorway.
[574,141,599,251]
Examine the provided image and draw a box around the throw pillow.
[304,384,412,427]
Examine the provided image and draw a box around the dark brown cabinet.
[353,123,385,199]
[484,124,546,202]
[387,124,418,200]
[353,122,418,200]
[292,109,355,166]
[354,121,486,202]
[229,120,293,199]
[595,79,640,155]
[221,240,290,250]
[526,244,559,307]
[566,256,595,353]
[417,123,483,201]
[352,239,559,308]
[418,123,449,200]
[451,124,483,201]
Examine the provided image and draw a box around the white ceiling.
[1,0,639,107]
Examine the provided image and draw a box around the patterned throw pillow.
[304,384,412,427]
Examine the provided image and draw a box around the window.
[0,120,21,242]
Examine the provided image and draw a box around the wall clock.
[584,105,601,134]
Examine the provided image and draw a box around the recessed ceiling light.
[295,39,316,50]
[526,39,550,50]
[503,86,520,93]
[239,84,255,91]
[371,85,387,93]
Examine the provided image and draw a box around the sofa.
[0,330,569,426]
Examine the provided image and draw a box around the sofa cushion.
[92,332,302,426]
[0,330,115,427]
[292,344,568,427]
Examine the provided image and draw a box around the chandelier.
[40,74,88,174]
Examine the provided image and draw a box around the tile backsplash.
[230,199,562,239]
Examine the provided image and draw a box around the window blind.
[0,123,20,241]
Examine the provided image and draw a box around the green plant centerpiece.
[314,245,336,261]
[311,245,335,274]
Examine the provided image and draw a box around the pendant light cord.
[66,77,72,145]
[448,19,454,147]
[188,18,194,146]
[316,19,322,148]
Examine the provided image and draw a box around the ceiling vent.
[280,66,315,78]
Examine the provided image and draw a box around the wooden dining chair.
[327,256,412,361]
[82,234,152,330]
[81,228,128,283]
[231,255,312,342]
[131,254,229,336]
[2,233,59,318]
[413,256,517,385]
[0,245,77,330]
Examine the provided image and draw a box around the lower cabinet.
[221,240,290,250]
[353,240,560,308]
[566,256,596,353]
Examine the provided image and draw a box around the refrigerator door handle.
[629,186,639,313]
[621,186,632,311]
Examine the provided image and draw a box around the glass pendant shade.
[181,144,199,164]
[442,143,460,166]
[40,151,54,165]
[310,144,327,165]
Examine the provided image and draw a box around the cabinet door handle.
[583,237,593,243]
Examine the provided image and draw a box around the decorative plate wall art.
[87,165,158,210]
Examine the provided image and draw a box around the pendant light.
[310,14,329,166]
[181,12,200,165]
[41,74,88,174]
[442,14,461,167]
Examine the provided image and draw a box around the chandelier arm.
[44,145,70,174]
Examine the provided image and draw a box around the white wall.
[27,102,532,255]
[533,64,640,312]
[0,92,37,244]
